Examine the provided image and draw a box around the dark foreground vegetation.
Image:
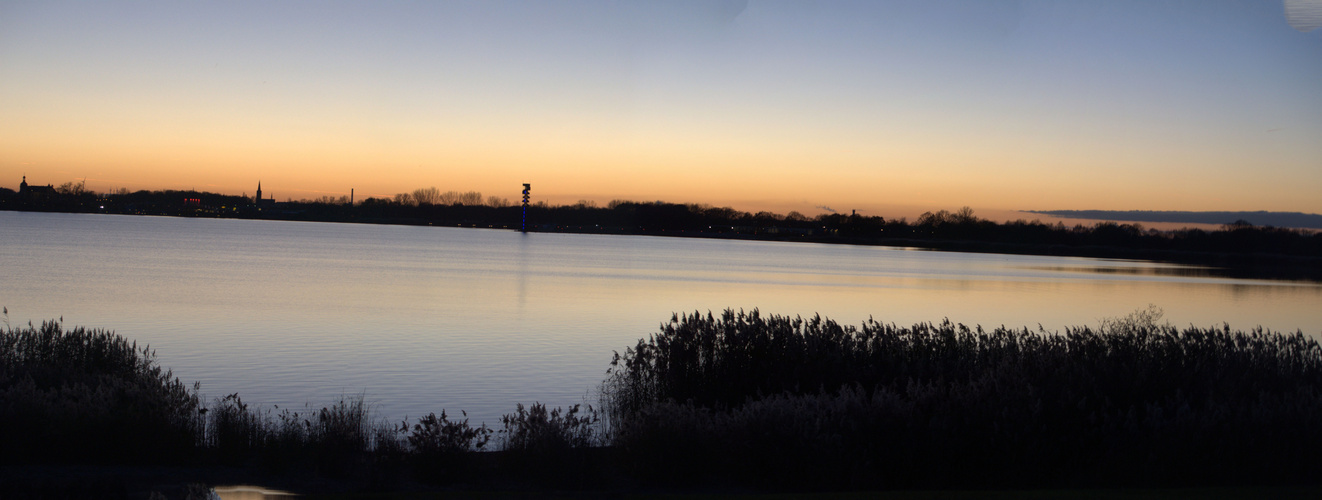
[2,309,1321,497]
[602,309,1322,489]
[5,184,1321,281]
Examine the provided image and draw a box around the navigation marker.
[522,183,531,233]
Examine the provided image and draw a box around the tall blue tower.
[521,183,530,233]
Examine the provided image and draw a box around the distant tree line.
[1031,209,1322,230]
[392,187,511,208]
[3,185,1319,278]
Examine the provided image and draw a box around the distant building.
[18,176,55,200]
[254,181,275,206]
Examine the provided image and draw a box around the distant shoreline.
[556,229,1322,282]
[6,206,1322,282]
[4,196,1321,282]
[1028,209,1322,230]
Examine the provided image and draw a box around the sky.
[2,0,1320,220]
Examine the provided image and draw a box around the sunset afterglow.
[3,1,1320,218]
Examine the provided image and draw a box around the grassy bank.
[3,310,1320,495]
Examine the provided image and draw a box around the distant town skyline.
[3,1,1319,218]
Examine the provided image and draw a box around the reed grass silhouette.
[600,308,1322,488]
[0,319,197,464]
[4,310,1319,491]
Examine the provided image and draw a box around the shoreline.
[7,207,1318,282]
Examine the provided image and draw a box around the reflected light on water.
[1018,263,1319,283]
[2,211,1319,425]
[213,485,298,499]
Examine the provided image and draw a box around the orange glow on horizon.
[2,2,1319,219]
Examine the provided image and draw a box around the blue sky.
[2,0,1319,217]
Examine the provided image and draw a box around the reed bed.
[0,318,593,487]
[601,309,1322,488]
[0,320,198,463]
[4,311,1320,491]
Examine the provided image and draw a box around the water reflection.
[3,211,1320,427]
[1023,264,1215,278]
[517,231,531,309]
[1022,263,1322,285]
[213,485,297,500]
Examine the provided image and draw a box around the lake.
[3,211,1319,426]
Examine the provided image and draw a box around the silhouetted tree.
[413,187,442,206]
[55,179,88,196]
[435,190,482,206]
[954,206,977,224]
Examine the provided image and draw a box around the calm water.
[3,211,1320,425]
